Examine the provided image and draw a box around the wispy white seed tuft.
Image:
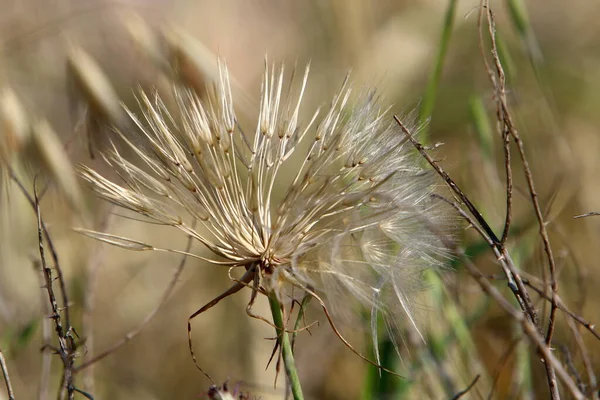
[81,61,450,360]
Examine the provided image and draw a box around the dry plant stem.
[574,212,600,218]
[450,375,480,400]
[186,267,257,382]
[268,293,304,400]
[522,279,600,341]
[456,251,585,399]
[477,5,513,246]
[488,267,599,396]
[394,116,538,326]
[9,173,73,315]
[500,117,512,246]
[560,345,584,394]
[10,170,77,399]
[38,261,53,400]
[566,317,598,399]
[293,282,403,378]
[480,4,560,384]
[439,194,561,398]
[9,170,74,331]
[404,89,559,396]
[33,182,77,400]
[479,1,560,347]
[0,349,15,400]
[73,223,195,373]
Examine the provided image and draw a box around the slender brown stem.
[0,349,15,400]
[395,116,539,328]
[480,0,560,352]
[450,375,480,400]
[74,222,195,373]
[456,249,584,399]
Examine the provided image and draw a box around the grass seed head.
[82,60,450,357]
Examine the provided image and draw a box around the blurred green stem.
[269,293,304,400]
[418,0,457,134]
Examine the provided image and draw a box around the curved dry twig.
[291,281,405,379]
[74,222,197,373]
[0,349,15,400]
[394,116,539,328]
[187,265,257,383]
[450,374,480,400]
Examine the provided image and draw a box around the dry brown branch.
[479,1,560,352]
[450,374,480,400]
[574,212,600,219]
[438,194,571,398]
[521,279,600,341]
[456,247,584,399]
[0,349,15,400]
[37,259,52,400]
[33,179,77,400]
[396,105,590,398]
[394,116,538,327]
[9,170,87,399]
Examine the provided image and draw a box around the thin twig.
[574,212,600,219]
[9,170,73,336]
[481,0,560,351]
[37,259,52,400]
[566,318,598,399]
[33,179,77,400]
[521,279,600,341]
[437,191,559,397]
[74,223,196,373]
[0,349,15,400]
[559,345,585,394]
[476,2,513,246]
[456,249,584,399]
[395,116,538,328]
[450,374,480,400]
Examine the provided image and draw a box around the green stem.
[268,293,304,400]
[418,0,458,136]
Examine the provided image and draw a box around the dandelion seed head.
[81,60,450,357]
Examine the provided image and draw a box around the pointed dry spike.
[109,151,170,197]
[74,228,154,251]
[0,88,30,161]
[67,45,126,129]
[218,61,236,133]
[162,27,215,96]
[120,11,169,72]
[32,120,83,211]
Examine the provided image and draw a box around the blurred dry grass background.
[1,0,600,399]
